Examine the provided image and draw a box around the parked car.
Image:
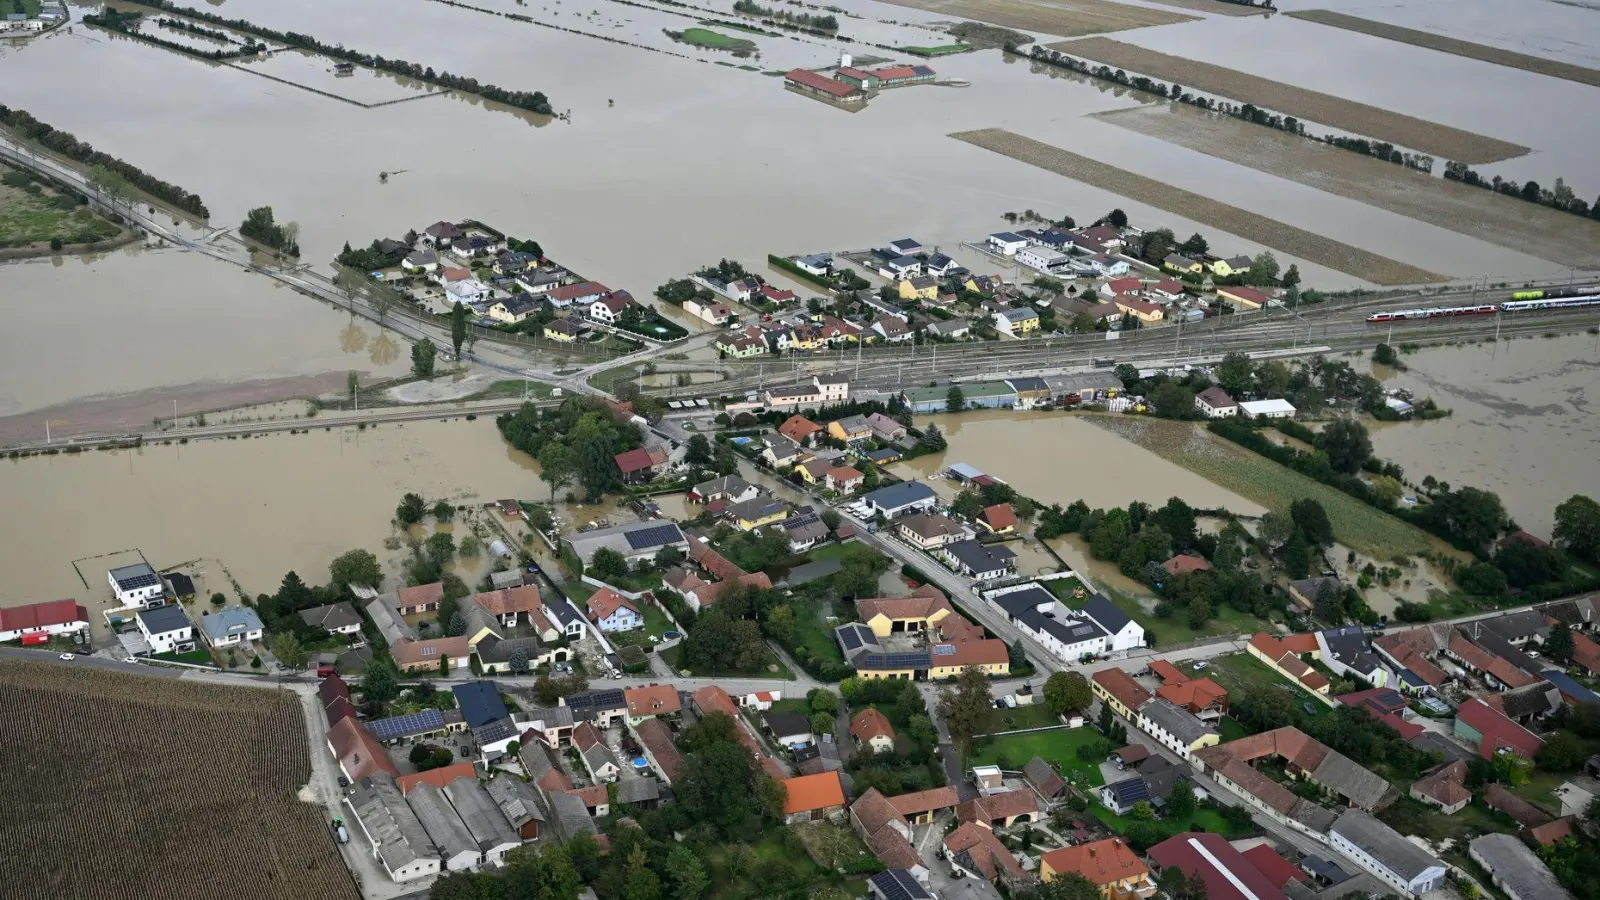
[337,775,349,788]
[58,653,75,661]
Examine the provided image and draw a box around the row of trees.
[732,0,838,30]
[84,9,255,61]
[0,105,210,217]
[124,0,555,114]
[239,205,300,256]
[1444,163,1599,220]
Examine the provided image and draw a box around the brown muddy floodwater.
[0,419,544,611]
[0,249,410,442]
[895,409,1267,514]
[1368,333,1600,538]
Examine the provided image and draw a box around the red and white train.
[1365,304,1497,323]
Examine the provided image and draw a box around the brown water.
[1368,333,1600,539]
[897,409,1267,513]
[0,419,544,609]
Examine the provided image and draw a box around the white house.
[1090,255,1131,277]
[137,605,196,655]
[814,373,849,404]
[1080,594,1146,654]
[1194,387,1239,418]
[860,482,938,520]
[990,584,1108,661]
[401,249,440,273]
[0,599,90,644]
[684,298,734,326]
[406,782,482,872]
[109,563,166,607]
[346,776,442,883]
[1237,399,1297,419]
[794,254,833,276]
[880,256,921,279]
[586,588,643,633]
[1135,699,1220,761]
[1017,246,1069,274]
[199,606,265,648]
[1329,810,1446,897]
[987,233,1030,256]
[442,778,522,866]
[446,278,491,305]
[588,294,631,325]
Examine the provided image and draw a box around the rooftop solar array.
[624,523,683,551]
[368,708,447,741]
[933,644,956,656]
[111,565,162,590]
[869,869,932,900]
[864,652,931,670]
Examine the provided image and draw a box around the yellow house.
[543,318,585,342]
[899,276,939,301]
[1040,839,1153,897]
[827,416,873,444]
[857,596,954,638]
[1162,254,1203,275]
[795,458,832,485]
[1114,296,1165,324]
[1217,286,1268,311]
[788,328,823,352]
[856,664,919,681]
[1210,255,1253,277]
[1091,668,1151,719]
[730,497,788,531]
[928,640,1010,679]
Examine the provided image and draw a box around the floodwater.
[1368,333,1600,539]
[0,249,410,441]
[0,419,544,609]
[894,409,1267,513]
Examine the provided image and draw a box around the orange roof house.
[624,684,681,719]
[781,771,847,821]
[1157,677,1228,716]
[396,762,479,795]
[1247,633,1330,694]
[1092,667,1152,715]
[779,415,822,444]
[1150,660,1189,685]
[945,820,1029,884]
[1040,837,1152,894]
[1163,554,1212,575]
[979,504,1018,533]
[850,708,896,751]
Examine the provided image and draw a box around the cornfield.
[0,661,358,900]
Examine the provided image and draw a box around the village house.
[826,466,865,493]
[828,415,875,444]
[897,513,969,550]
[136,605,195,655]
[937,539,1017,581]
[781,771,847,824]
[1247,632,1333,702]
[728,496,790,531]
[779,414,823,445]
[850,708,896,753]
[546,281,608,310]
[1194,386,1239,418]
[993,306,1041,336]
[0,598,90,645]
[1210,255,1253,277]
[978,504,1018,535]
[198,606,264,649]
[1218,286,1268,311]
[543,317,588,343]
[110,562,167,608]
[1163,253,1203,275]
[1099,276,1143,301]
[613,446,669,485]
[1116,295,1165,324]
[586,588,643,633]
[987,232,1030,255]
[1041,837,1153,898]
[392,637,471,674]
[1018,245,1070,274]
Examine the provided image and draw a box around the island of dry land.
[1052,36,1531,163]
[949,127,1447,285]
[1287,10,1600,89]
[1095,104,1600,270]
[0,661,356,900]
[874,0,1194,38]
[1139,0,1269,16]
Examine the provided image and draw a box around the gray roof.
[1285,874,1389,900]
[549,790,597,839]
[1311,750,1392,809]
[566,520,687,564]
[522,705,576,730]
[299,601,362,631]
[109,562,159,589]
[763,710,812,738]
[443,778,521,852]
[1320,625,1386,674]
[406,782,478,861]
[616,774,660,805]
[836,622,882,662]
[485,773,544,828]
[1138,756,1188,803]
[1081,594,1133,635]
[476,634,544,665]
[1469,833,1573,900]
[460,605,503,642]
[583,742,620,774]
[518,742,560,783]
[693,474,753,497]
[1289,576,1342,601]
[137,604,191,635]
[366,595,417,644]
[1331,810,1442,881]
[943,539,1015,575]
[490,569,525,590]
[993,586,1106,647]
[199,606,263,642]
[862,481,936,513]
[347,775,436,873]
[869,869,933,900]
[1139,699,1219,747]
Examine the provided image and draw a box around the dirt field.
[950,128,1446,285]
[874,0,1195,39]
[1096,104,1600,269]
[1051,36,1530,163]
[1140,0,1268,16]
[1288,10,1600,88]
[0,661,357,900]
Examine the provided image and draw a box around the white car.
[1191,660,1208,670]
[59,653,76,661]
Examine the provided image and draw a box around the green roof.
[901,381,1016,403]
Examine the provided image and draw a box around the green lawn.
[899,43,971,56]
[1092,803,1248,841]
[0,169,123,246]
[994,704,1060,730]
[662,642,796,680]
[1205,653,1329,716]
[806,542,853,561]
[789,599,847,669]
[679,27,756,51]
[969,727,1109,788]
[1217,716,1248,742]
[702,827,871,899]
[154,649,216,666]
[1068,582,1267,646]
[609,597,676,649]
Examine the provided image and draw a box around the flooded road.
[895,409,1267,514]
[0,419,544,609]
[1368,333,1600,539]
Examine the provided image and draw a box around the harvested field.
[0,661,356,900]
[1084,416,1437,558]
[874,0,1195,39]
[949,128,1446,285]
[1287,10,1600,89]
[1051,36,1530,163]
[1140,0,1269,16]
[1095,104,1600,269]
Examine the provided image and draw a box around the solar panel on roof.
[624,523,682,551]
[117,571,162,590]
[933,644,956,656]
[870,869,930,900]
[369,708,446,740]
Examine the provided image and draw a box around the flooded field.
[232,50,445,106]
[0,419,544,610]
[1369,334,1600,539]
[1094,103,1600,270]
[0,249,410,443]
[872,0,1194,37]
[894,409,1266,513]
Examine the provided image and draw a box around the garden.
[969,725,1109,787]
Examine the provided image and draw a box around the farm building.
[785,69,865,102]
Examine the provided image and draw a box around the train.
[1509,285,1599,301]
[1366,293,1600,323]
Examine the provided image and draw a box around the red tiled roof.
[1151,660,1189,685]
[396,762,478,795]
[472,585,542,617]
[397,581,444,609]
[959,788,1037,824]
[328,718,400,780]
[945,821,1027,882]
[567,784,609,809]
[857,594,953,625]
[634,717,683,781]
[1117,296,1162,315]
[1164,554,1213,575]
[1042,837,1149,888]
[1149,832,1289,900]
[1411,760,1470,808]
[625,684,681,718]
[1529,817,1575,847]
[785,69,859,98]
[0,598,88,632]
[781,771,846,814]
[548,281,609,302]
[1574,632,1600,674]
[586,587,637,623]
[1157,677,1228,713]
[1240,845,1307,887]
[850,707,895,745]
[614,447,658,475]
[1106,276,1142,294]
[888,786,959,817]
[981,504,1018,530]
[1457,697,1544,759]
[1093,667,1152,711]
[1152,278,1185,295]
[871,65,921,80]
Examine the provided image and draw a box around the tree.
[1494,539,1563,589]
[809,689,840,715]
[371,283,394,328]
[1281,264,1301,289]
[1220,803,1254,831]
[685,433,713,466]
[361,658,400,704]
[1457,562,1508,597]
[397,493,428,527]
[1114,364,1142,391]
[539,440,577,501]
[1290,498,1334,548]
[764,605,796,643]
[809,711,835,736]
[623,844,662,900]
[329,549,381,590]
[938,667,995,749]
[432,500,454,522]
[1284,532,1312,579]
[1370,475,1404,509]
[425,531,456,566]
[449,302,469,363]
[1044,671,1092,717]
[1106,208,1129,229]
[503,646,531,675]
[1490,750,1531,786]
[1373,342,1398,366]
[1018,872,1104,900]
[411,337,438,378]
[273,632,308,670]
[1315,419,1372,475]
[1546,621,1575,663]
[1215,352,1254,397]
[590,547,629,582]
[1179,232,1209,255]
[1249,252,1280,285]
[1554,495,1600,563]
[946,385,966,413]
[951,490,985,521]
[1166,778,1198,819]
[1313,580,1344,625]
[1424,486,1508,550]
[1150,382,1194,419]
[663,845,709,900]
